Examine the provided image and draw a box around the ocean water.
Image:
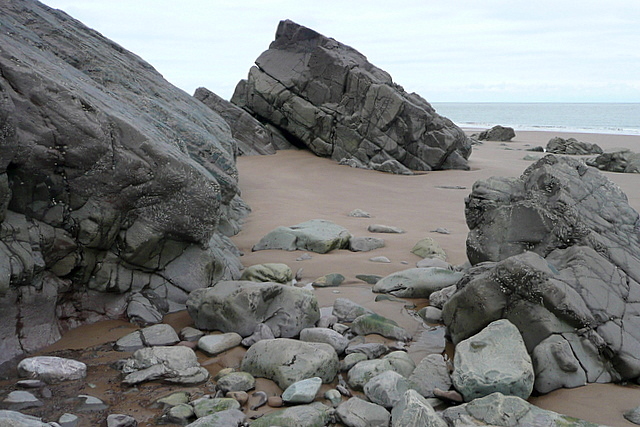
[431,103,640,136]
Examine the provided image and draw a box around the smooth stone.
[16,380,46,388]
[340,353,368,371]
[363,370,409,408]
[252,219,351,254]
[347,359,395,391]
[433,388,463,403]
[216,371,255,393]
[140,323,180,347]
[348,209,371,218]
[624,406,640,424]
[241,323,276,347]
[184,408,245,426]
[3,391,43,410]
[250,403,332,426]
[214,368,235,381]
[59,413,80,427]
[226,391,249,406]
[532,334,587,393]
[416,258,452,270]
[332,298,374,323]
[383,351,417,378]
[408,354,452,398]
[410,237,447,260]
[369,256,391,263]
[106,414,138,427]
[296,253,313,261]
[312,273,345,287]
[17,356,87,384]
[156,391,190,409]
[417,306,443,324]
[391,389,447,427]
[355,274,382,284]
[368,224,405,234]
[166,404,194,425]
[351,313,411,341]
[344,343,389,359]
[335,397,390,427]
[324,389,342,407]
[282,377,323,404]
[114,332,145,352]
[373,267,464,298]
[349,236,385,252]
[192,397,240,418]
[268,396,284,407]
[240,263,293,284]
[179,326,205,342]
[0,410,49,426]
[427,284,457,309]
[316,314,338,329]
[197,333,242,356]
[300,327,349,354]
[76,394,108,411]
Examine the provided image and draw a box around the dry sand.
[3,130,640,426]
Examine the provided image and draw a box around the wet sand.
[3,130,640,426]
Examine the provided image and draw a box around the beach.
[5,129,640,426]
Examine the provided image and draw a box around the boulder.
[2,391,43,411]
[546,137,603,155]
[192,397,240,418]
[240,323,275,347]
[239,263,293,284]
[185,408,245,427]
[231,20,472,172]
[240,338,339,389]
[332,298,374,323]
[410,237,447,260]
[363,370,409,408]
[0,410,51,426]
[187,281,319,338]
[216,371,255,393]
[351,313,411,341]
[120,346,208,385]
[347,352,414,391]
[106,414,138,427]
[391,389,448,427]
[197,333,242,356]
[335,397,391,427]
[368,224,405,234]
[408,354,452,398]
[373,268,464,298]
[300,327,349,354]
[249,402,332,427]
[311,273,345,288]
[349,236,385,252]
[17,356,86,384]
[478,125,516,141]
[282,377,323,404]
[587,149,640,173]
[252,219,351,253]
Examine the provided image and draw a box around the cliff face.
[0,0,246,368]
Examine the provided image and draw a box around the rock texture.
[252,219,351,254]
[231,20,472,172]
[478,125,516,141]
[546,137,603,155]
[0,0,247,369]
[587,149,640,173]
[444,154,640,391]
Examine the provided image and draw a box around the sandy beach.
[4,129,640,426]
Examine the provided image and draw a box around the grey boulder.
[373,267,463,298]
[197,333,242,356]
[408,353,452,398]
[363,370,409,409]
[300,327,349,354]
[349,236,385,252]
[587,149,640,173]
[249,402,332,427]
[478,125,516,141]
[391,389,448,427]
[282,377,323,404]
[252,219,351,254]
[546,136,603,155]
[336,397,390,427]
[239,263,292,284]
[332,298,375,323]
[120,346,208,385]
[185,408,245,427]
[17,356,86,384]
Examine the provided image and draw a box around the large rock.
[252,219,351,254]
[250,402,332,427]
[372,267,463,298]
[478,125,515,141]
[391,390,448,427]
[336,397,390,427]
[231,20,472,172]
[546,137,603,155]
[120,346,208,385]
[0,0,246,369]
[587,149,640,173]
[240,338,339,389]
[17,356,86,384]
[186,281,319,338]
[445,154,640,391]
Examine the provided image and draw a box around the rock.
[296,253,313,261]
[532,334,587,393]
[312,273,345,288]
[391,389,448,427]
[126,293,163,326]
[317,314,338,329]
[185,408,245,426]
[106,414,138,427]
[114,332,145,352]
[197,333,242,356]
[194,86,292,155]
[3,390,43,410]
[411,237,447,260]
[433,388,463,403]
[121,346,208,385]
[180,327,205,343]
[367,224,405,234]
[76,394,108,412]
[587,149,640,173]
[624,406,640,425]
[17,356,86,384]
[416,258,452,269]
[282,377,323,404]
[16,380,46,389]
[250,402,332,427]
[232,20,471,172]
[241,323,275,347]
[348,209,371,218]
[442,392,605,426]
[341,353,368,372]
[187,281,319,338]
[156,392,190,409]
[478,125,516,141]
[335,397,390,427]
[140,324,180,347]
[373,267,463,298]
[408,354,452,398]
[355,274,382,284]
[0,410,50,426]
[427,284,457,309]
[369,256,391,263]
[324,389,342,407]
[363,370,408,408]
[239,263,293,284]
[58,413,80,427]
[241,338,339,389]
[192,397,240,418]
[452,319,534,401]
[332,298,374,323]
[351,313,411,341]
[300,327,349,354]
[0,0,246,367]
[216,371,255,393]
[166,404,194,425]
[345,343,388,359]
[546,137,603,155]
[347,359,396,390]
[349,236,385,252]
[417,306,443,324]
[252,219,351,253]
[225,391,249,406]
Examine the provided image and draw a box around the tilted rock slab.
[231,20,472,171]
[445,155,640,391]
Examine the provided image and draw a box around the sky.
[40,0,640,103]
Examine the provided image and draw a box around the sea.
[431,103,640,136]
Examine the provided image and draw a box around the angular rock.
[121,346,208,385]
[373,267,463,298]
[187,281,319,338]
[532,334,587,393]
[349,236,385,252]
[3,390,43,410]
[351,313,411,341]
[140,324,180,347]
[452,319,534,401]
[427,284,457,309]
[17,356,86,384]
[241,338,339,389]
[300,327,349,354]
[363,370,409,409]
[197,333,242,356]
[192,397,240,419]
[345,343,388,360]
[240,323,275,347]
[546,137,603,155]
[114,332,145,352]
[0,410,50,426]
[126,293,163,326]
[180,327,205,343]
[311,273,345,288]
[282,377,323,404]
[216,371,255,393]
[478,125,515,141]
[239,263,293,284]
[185,408,245,426]
[250,402,332,427]
[332,298,374,323]
[335,397,390,427]
[587,149,640,173]
[408,354,452,398]
[106,414,137,427]
[391,389,448,427]
[232,20,471,172]
[411,237,447,260]
[252,219,351,254]
[368,224,405,234]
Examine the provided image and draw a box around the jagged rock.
[546,137,603,155]
[231,20,471,172]
[120,346,208,385]
[239,263,292,284]
[411,237,447,260]
[332,298,374,323]
[351,313,411,341]
[391,389,448,427]
[532,334,587,393]
[179,327,205,343]
[311,273,345,287]
[126,293,164,326]
[300,327,349,354]
[363,370,409,409]
[194,87,293,155]
[335,397,390,427]
[373,267,463,298]
[114,324,179,352]
[0,0,246,368]
[185,408,245,426]
[587,149,640,173]
[216,371,255,393]
[349,236,385,252]
[17,356,86,384]
[197,333,242,356]
[408,354,452,398]
[241,338,338,389]
[282,377,323,404]
[253,219,351,254]
[478,125,516,141]
[250,402,333,427]
[452,319,534,401]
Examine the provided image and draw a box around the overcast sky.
[41,0,639,103]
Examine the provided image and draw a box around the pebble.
[296,253,312,261]
[369,256,391,263]
[226,391,249,405]
[3,390,43,410]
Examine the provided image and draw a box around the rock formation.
[444,154,640,392]
[231,20,472,172]
[546,136,603,155]
[587,149,640,173]
[0,0,246,369]
[478,125,516,141]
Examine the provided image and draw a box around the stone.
[332,298,374,323]
[296,253,313,261]
[216,371,255,393]
[373,267,464,298]
[185,408,245,426]
[139,324,179,347]
[546,137,603,155]
[416,258,452,269]
[180,327,205,342]
[126,293,163,326]
[239,263,293,284]
[427,284,457,309]
[17,356,86,384]
[114,332,145,352]
[241,323,275,347]
[106,414,138,427]
[166,404,194,425]
[250,402,332,427]
[156,392,190,409]
[383,351,416,377]
[268,396,284,407]
[0,410,50,426]
[59,413,80,427]
[187,281,319,338]
[355,274,382,284]
[369,256,391,263]
[232,20,471,172]
[349,236,385,252]
[225,391,249,406]
[197,333,242,356]
[252,219,351,253]
[312,273,345,287]
[282,377,323,404]
[351,313,411,341]
[240,338,339,389]
[345,343,388,359]
[335,397,390,427]
[316,314,338,329]
[408,354,452,398]
[624,406,640,425]
[348,209,371,218]
[192,397,240,418]
[587,149,640,173]
[364,370,409,408]
[433,388,463,403]
[16,380,46,388]
[417,306,443,324]
[391,389,448,427]
[76,394,108,412]
[411,237,447,260]
[532,334,587,393]
[347,359,395,390]
[452,319,534,401]
[3,390,43,410]
[478,125,516,141]
[121,346,208,385]
[300,327,349,354]
[340,353,368,372]
[367,224,405,234]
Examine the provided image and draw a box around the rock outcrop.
[478,125,516,141]
[444,155,640,392]
[587,149,640,173]
[546,137,603,155]
[0,0,246,369]
[231,20,472,172]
